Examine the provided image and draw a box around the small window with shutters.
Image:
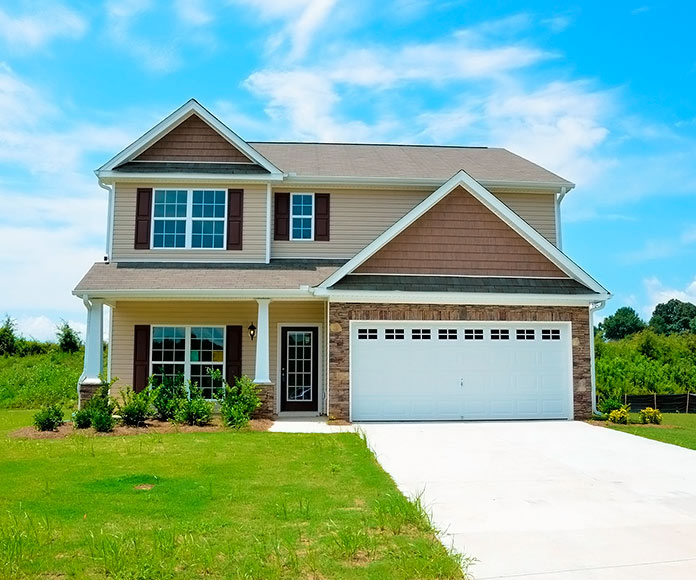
[275,192,330,241]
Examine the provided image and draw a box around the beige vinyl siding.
[110,300,325,407]
[112,182,267,262]
[271,187,558,259]
[495,192,557,245]
[272,188,431,259]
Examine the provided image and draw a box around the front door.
[280,327,319,412]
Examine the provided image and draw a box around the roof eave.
[95,170,285,183]
[315,288,611,306]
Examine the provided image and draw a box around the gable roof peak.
[97,99,283,177]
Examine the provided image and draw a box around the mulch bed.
[9,416,273,439]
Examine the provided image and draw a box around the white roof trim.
[316,289,609,306]
[96,99,283,176]
[319,169,609,296]
[72,288,318,300]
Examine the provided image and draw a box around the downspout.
[98,179,114,262]
[555,187,567,251]
[589,300,607,415]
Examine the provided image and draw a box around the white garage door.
[351,321,573,421]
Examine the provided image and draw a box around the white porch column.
[253,298,272,384]
[82,297,104,383]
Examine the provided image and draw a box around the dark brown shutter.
[315,193,330,241]
[133,325,150,393]
[225,326,243,384]
[134,188,153,249]
[274,192,290,240]
[227,189,243,250]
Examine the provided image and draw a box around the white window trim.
[149,325,226,400]
[151,188,228,250]
[289,192,315,241]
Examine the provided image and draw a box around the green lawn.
[0,410,467,579]
[606,413,696,451]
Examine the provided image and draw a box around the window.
[463,329,484,340]
[152,189,226,249]
[490,329,510,340]
[438,328,458,340]
[385,328,405,340]
[411,329,431,340]
[357,328,378,340]
[291,193,313,240]
[151,326,224,399]
[516,329,535,340]
[542,329,561,340]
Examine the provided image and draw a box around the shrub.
[116,387,152,427]
[150,373,188,421]
[173,382,213,426]
[215,372,261,428]
[598,397,624,414]
[56,321,82,353]
[72,408,92,429]
[91,408,117,432]
[33,404,64,431]
[639,407,663,425]
[608,406,630,424]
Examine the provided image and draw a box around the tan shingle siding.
[111,182,267,262]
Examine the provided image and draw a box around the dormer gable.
[96,99,283,178]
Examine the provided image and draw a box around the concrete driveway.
[358,421,696,580]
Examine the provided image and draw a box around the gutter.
[589,300,607,416]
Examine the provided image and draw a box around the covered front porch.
[78,298,327,418]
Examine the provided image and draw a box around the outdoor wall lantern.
[248,323,257,341]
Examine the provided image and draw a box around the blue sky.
[1,0,695,340]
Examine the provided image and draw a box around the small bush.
[72,408,92,429]
[91,408,117,432]
[116,387,152,427]
[173,382,213,426]
[150,373,188,421]
[215,372,261,428]
[639,407,663,424]
[598,398,624,414]
[33,404,64,431]
[608,406,630,424]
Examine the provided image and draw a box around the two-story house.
[74,99,610,422]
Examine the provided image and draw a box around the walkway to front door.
[280,327,318,412]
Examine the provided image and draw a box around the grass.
[0,410,468,579]
[0,351,82,408]
[605,413,696,451]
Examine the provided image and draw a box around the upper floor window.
[291,193,314,240]
[152,189,226,249]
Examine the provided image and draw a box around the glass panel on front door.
[287,331,313,402]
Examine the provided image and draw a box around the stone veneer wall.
[254,383,276,419]
[328,303,592,422]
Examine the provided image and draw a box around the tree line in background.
[595,299,696,408]
[0,315,82,356]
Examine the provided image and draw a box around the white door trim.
[276,322,324,415]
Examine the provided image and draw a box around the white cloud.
[105,0,181,72]
[231,0,337,61]
[0,3,87,51]
[16,315,86,343]
[175,0,213,26]
[643,277,696,319]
